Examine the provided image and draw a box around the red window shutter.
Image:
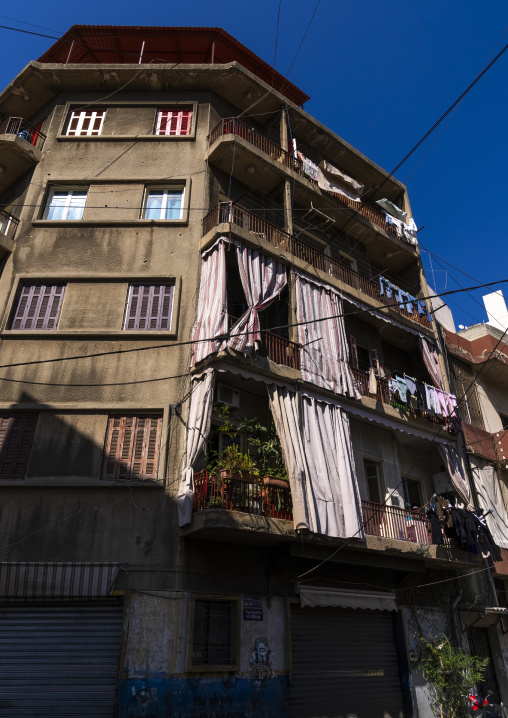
[349,335,359,369]
[179,110,192,135]
[102,415,162,480]
[156,110,192,136]
[0,414,37,480]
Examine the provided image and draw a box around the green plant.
[419,635,489,717]
[220,444,259,476]
[237,417,288,480]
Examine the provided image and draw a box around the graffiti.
[127,684,158,717]
[176,692,246,718]
[250,638,273,713]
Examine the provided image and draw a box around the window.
[192,599,238,668]
[363,459,384,504]
[102,414,163,480]
[11,284,65,330]
[0,414,37,480]
[43,187,87,220]
[124,285,174,331]
[143,188,184,220]
[65,109,106,136]
[500,414,508,431]
[155,109,192,136]
[402,476,423,509]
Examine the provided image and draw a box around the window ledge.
[56,134,195,142]
[32,219,187,227]
[2,330,178,339]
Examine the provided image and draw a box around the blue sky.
[1,0,507,329]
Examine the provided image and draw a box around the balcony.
[207,119,411,247]
[0,208,18,256]
[227,314,300,370]
[350,366,445,425]
[362,499,453,546]
[206,203,431,330]
[193,471,293,520]
[0,117,45,191]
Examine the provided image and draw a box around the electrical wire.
[0,280,505,374]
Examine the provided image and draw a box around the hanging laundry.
[378,277,432,321]
[375,198,407,221]
[368,366,377,395]
[415,381,427,411]
[318,160,364,202]
[425,384,438,414]
[297,151,319,181]
[396,376,408,404]
[388,378,399,400]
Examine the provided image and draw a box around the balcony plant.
[237,417,289,485]
[219,444,259,482]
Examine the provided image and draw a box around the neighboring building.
[0,24,504,717]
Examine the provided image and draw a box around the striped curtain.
[418,336,445,390]
[295,273,359,398]
[191,239,228,366]
[228,242,287,355]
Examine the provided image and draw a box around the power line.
[0,279,506,373]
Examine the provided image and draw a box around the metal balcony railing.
[208,119,402,240]
[0,208,19,241]
[0,117,46,151]
[350,366,446,425]
[204,202,431,329]
[228,314,301,370]
[193,471,293,521]
[362,499,453,546]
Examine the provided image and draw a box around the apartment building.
[0,24,504,718]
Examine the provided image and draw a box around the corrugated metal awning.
[0,562,119,599]
[298,585,397,612]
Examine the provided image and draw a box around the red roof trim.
[37,25,310,106]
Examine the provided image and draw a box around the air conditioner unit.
[216,384,240,409]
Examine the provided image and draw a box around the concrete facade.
[0,24,504,718]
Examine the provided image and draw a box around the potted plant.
[219,444,259,482]
[238,417,289,486]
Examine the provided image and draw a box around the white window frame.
[143,187,185,221]
[43,187,88,221]
[155,109,192,136]
[65,109,106,137]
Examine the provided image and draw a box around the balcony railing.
[193,471,293,520]
[205,203,431,329]
[350,366,446,425]
[0,208,19,241]
[208,119,402,240]
[0,117,46,152]
[228,314,301,370]
[362,499,452,546]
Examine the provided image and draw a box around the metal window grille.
[124,285,174,330]
[102,415,163,480]
[156,110,192,136]
[448,356,485,430]
[66,109,106,136]
[12,284,66,330]
[0,414,38,480]
[192,600,236,666]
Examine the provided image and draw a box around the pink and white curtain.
[418,335,445,391]
[191,238,228,366]
[295,273,359,398]
[228,242,287,355]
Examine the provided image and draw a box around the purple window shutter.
[126,285,174,330]
[12,285,65,330]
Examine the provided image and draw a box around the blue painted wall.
[119,675,288,718]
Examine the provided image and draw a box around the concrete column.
[280,109,293,236]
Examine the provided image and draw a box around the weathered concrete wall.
[120,591,288,718]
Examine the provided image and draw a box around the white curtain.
[471,458,508,549]
[295,273,359,399]
[228,241,287,355]
[302,393,364,539]
[177,370,215,527]
[437,443,470,504]
[191,239,228,366]
[268,385,309,532]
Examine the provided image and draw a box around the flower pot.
[262,476,289,488]
[219,469,241,480]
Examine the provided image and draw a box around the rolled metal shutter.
[289,605,404,718]
[0,601,124,717]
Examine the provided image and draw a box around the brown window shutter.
[349,335,358,369]
[102,415,162,480]
[0,414,37,480]
[369,348,380,373]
